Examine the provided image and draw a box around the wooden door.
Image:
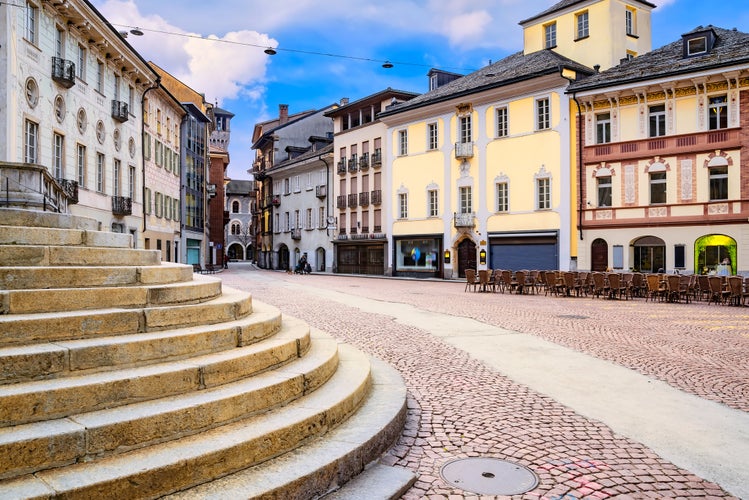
[457,239,476,278]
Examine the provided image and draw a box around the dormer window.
[682,28,717,58]
[688,37,707,55]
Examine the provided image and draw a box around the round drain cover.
[440,457,538,495]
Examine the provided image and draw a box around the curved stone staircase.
[0,208,414,499]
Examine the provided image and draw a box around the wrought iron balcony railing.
[455,142,474,159]
[112,196,132,215]
[51,57,76,88]
[453,212,475,228]
[316,185,327,198]
[111,100,129,123]
[371,189,382,205]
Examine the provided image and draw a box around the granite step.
[0,327,335,480]
[0,285,253,347]
[0,225,132,248]
[0,343,371,499]
[0,300,284,383]
[0,208,99,231]
[0,313,312,426]
[2,274,223,314]
[0,262,194,291]
[0,244,160,267]
[165,352,411,500]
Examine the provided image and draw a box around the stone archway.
[457,238,476,279]
[591,238,608,272]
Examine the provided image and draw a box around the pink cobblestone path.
[221,266,747,499]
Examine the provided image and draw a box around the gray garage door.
[489,233,558,271]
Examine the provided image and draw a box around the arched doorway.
[591,238,608,272]
[316,247,326,272]
[227,243,244,260]
[457,239,476,278]
[695,234,736,275]
[277,244,290,270]
[633,236,665,273]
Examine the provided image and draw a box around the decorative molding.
[703,150,733,168]
[595,210,613,220]
[648,207,668,217]
[680,159,693,201]
[624,164,636,204]
[456,103,472,117]
[707,203,729,215]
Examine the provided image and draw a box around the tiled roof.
[568,26,749,93]
[519,0,655,26]
[379,49,594,118]
[269,143,334,172]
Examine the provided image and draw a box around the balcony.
[271,196,281,207]
[336,195,346,209]
[347,193,358,208]
[56,178,78,204]
[337,158,347,175]
[316,185,327,198]
[453,212,475,228]
[348,156,358,173]
[51,57,76,88]
[583,129,741,164]
[112,196,132,216]
[111,100,129,123]
[371,190,382,205]
[359,192,369,206]
[455,142,474,159]
[359,153,369,171]
[372,149,382,168]
[291,228,301,240]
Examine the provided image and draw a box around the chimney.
[340,97,349,106]
[279,104,289,124]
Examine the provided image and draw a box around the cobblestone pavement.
[220,266,747,499]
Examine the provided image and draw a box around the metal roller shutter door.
[490,242,557,271]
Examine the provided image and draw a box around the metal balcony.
[315,185,327,198]
[336,195,346,209]
[347,193,358,208]
[359,192,369,206]
[371,189,382,205]
[51,57,76,88]
[111,100,129,123]
[56,178,79,204]
[291,228,301,240]
[337,158,347,175]
[112,196,132,216]
[359,153,369,170]
[453,212,475,228]
[372,149,382,168]
[348,156,358,173]
[455,142,474,159]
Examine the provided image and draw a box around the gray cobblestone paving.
[220,267,746,499]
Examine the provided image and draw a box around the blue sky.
[92,0,749,180]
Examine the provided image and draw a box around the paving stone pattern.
[221,268,744,499]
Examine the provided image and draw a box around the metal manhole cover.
[440,457,538,495]
[558,314,589,319]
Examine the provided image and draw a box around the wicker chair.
[590,272,609,299]
[464,269,478,292]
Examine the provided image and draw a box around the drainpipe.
[141,77,161,235]
[318,153,331,237]
[570,91,584,241]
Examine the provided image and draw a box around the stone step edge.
[0,262,196,290]
[0,208,99,231]
[0,225,132,249]
[0,342,372,499]
[0,330,336,481]
[165,350,410,500]
[2,274,224,314]
[0,314,311,426]
[322,463,417,500]
[0,300,284,384]
[0,286,253,347]
[0,245,161,267]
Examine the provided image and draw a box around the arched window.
[232,200,240,213]
[633,236,665,273]
[231,221,241,235]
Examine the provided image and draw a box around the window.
[232,200,240,213]
[77,45,86,80]
[625,9,636,36]
[231,221,240,235]
[284,212,290,232]
[597,175,612,207]
[128,166,135,199]
[53,133,64,179]
[649,171,666,204]
[688,37,707,55]
[96,61,104,94]
[427,123,438,150]
[155,192,162,217]
[24,119,38,163]
[544,22,556,48]
[648,104,666,137]
[398,130,408,156]
[398,193,408,219]
[173,198,180,222]
[576,11,589,39]
[143,133,151,160]
[496,182,508,212]
[96,153,105,193]
[306,208,313,229]
[709,166,728,201]
[144,188,151,215]
[55,27,64,58]
[708,95,727,130]
[294,175,301,193]
[429,73,438,91]
[77,144,86,186]
[496,107,508,138]
[128,86,135,112]
[113,159,120,196]
[319,207,326,229]
[24,1,38,44]
[536,98,550,130]
[537,178,550,210]
[459,186,472,214]
[428,189,438,217]
[596,113,611,144]
[459,116,472,144]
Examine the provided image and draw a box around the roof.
[268,143,334,172]
[324,88,419,118]
[226,180,254,194]
[252,105,337,150]
[568,26,749,93]
[379,49,594,118]
[213,106,235,118]
[519,0,656,26]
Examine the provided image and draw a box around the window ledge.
[574,35,590,42]
[627,33,639,39]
